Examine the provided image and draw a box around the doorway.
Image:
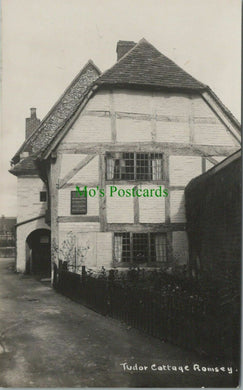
[26,229,51,277]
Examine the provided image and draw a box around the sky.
[0,0,241,217]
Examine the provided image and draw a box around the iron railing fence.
[56,262,240,360]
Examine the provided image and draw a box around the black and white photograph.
[0,0,241,387]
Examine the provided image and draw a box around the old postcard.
[0,0,241,387]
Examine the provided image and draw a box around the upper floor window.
[40,191,47,202]
[71,191,87,215]
[106,152,163,181]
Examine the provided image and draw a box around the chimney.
[25,107,41,139]
[116,40,136,61]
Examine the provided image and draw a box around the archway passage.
[26,229,51,277]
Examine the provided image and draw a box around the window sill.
[112,262,170,268]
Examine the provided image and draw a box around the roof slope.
[12,60,101,164]
[9,156,38,176]
[96,38,206,90]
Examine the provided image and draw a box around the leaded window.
[106,152,163,180]
[114,232,167,263]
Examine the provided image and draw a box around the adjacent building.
[185,149,241,278]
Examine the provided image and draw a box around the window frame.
[70,191,87,215]
[113,232,167,266]
[40,191,47,202]
[105,152,164,181]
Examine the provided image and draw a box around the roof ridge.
[96,38,206,90]
[97,38,163,81]
[86,59,102,75]
[96,39,143,81]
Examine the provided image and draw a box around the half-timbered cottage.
[10,39,241,278]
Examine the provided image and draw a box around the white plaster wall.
[138,185,166,223]
[169,156,202,186]
[71,155,99,184]
[154,93,190,116]
[58,155,99,216]
[59,154,87,179]
[193,96,237,146]
[64,116,111,143]
[106,185,134,223]
[77,232,97,267]
[58,230,112,269]
[17,177,47,223]
[16,218,50,272]
[60,89,238,147]
[114,90,152,113]
[59,222,100,234]
[116,119,152,142]
[156,121,190,143]
[205,156,226,171]
[170,190,186,223]
[205,159,214,171]
[96,232,113,268]
[194,123,236,146]
[87,90,110,111]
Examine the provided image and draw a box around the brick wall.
[17,177,47,223]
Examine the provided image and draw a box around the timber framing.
[202,90,241,143]
[15,214,45,228]
[82,109,228,126]
[57,216,100,223]
[58,155,95,189]
[61,181,99,190]
[106,223,186,232]
[109,91,117,142]
[99,154,107,231]
[133,186,139,224]
[40,87,240,160]
[58,142,240,156]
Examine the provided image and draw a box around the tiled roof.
[9,155,38,176]
[12,60,101,164]
[96,38,206,90]
[10,38,240,172]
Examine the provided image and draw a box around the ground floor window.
[114,232,167,264]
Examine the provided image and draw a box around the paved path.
[0,258,238,387]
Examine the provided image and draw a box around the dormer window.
[106,152,163,181]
